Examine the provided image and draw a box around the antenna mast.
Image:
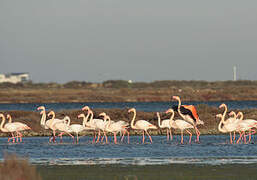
[233,66,237,81]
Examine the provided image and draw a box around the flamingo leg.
[145,130,153,144]
[58,132,65,143]
[76,133,79,143]
[169,129,173,141]
[142,130,145,144]
[181,130,184,144]
[127,131,130,144]
[113,132,117,144]
[52,130,56,143]
[236,132,243,144]
[120,130,125,142]
[104,131,108,144]
[233,131,236,143]
[186,130,192,144]
[96,130,101,143]
[92,131,96,143]
[18,132,22,142]
[243,132,247,144]
[229,132,233,144]
[66,132,74,143]
[166,129,169,141]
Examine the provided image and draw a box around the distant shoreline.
[1,80,257,103]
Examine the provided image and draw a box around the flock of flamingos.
[0,96,257,144]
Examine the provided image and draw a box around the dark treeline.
[1,80,257,89]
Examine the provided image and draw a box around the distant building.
[0,73,30,83]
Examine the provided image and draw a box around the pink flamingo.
[165,109,193,144]
[128,108,157,144]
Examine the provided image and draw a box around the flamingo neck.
[49,113,56,128]
[177,98,186,120]
[169,111,175,127]
[7,116,12,123]
[237,112,243,121]
[130,110,136,129]
[222,105,227,124]
[40,111,46,126]
[63,116,71,126]
[157,113,162,128]
[0,115,8,132]
[218,116,226,133]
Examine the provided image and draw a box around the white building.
[0,73,30,83]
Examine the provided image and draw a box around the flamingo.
[0,114,16,142]
[37,106,48,128]
[46,111,70,143]
[235,112,257,144]
[100,112,130,143]
[165,109,193,144]
[128,108,157,144]
[50,115,75,143]
[37,106,68,142]
[172,96,203,142]
[217,104,239,144]
[82,106,107,143]
[157,112,174,141]
[6,114,31,142]
[99,113,129,144]
[0,114,30,143]
[227,111,241,142]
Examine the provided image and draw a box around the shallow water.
[1,135,257,166]
[1,100,257,112]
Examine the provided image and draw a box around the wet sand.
[37,164,257,180]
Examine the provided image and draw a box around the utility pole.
[233,66,237,81]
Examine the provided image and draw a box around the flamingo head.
[219,103,226,109]
[128,108,136,113]
[237,112,243,119]
[216,114,222,118]
[165,109,174,114]
[37,106,45,111]
[77,113,85,119]
[172,96,180,101]
[47,111,55,117]
[6,114,11,119]
[99,112,106,117]
[82,106,90,111]
[0,113,5,119]
[229,111,236,117]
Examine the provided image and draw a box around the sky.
[1,0,257,83]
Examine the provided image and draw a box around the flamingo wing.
[173,105,198,122]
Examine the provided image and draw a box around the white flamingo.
[99,113,129,144]
[235,112,257,144]
[50,115,75,143]
[0,114,30,143]
[128,108,157,144]
[0,114,16,142]
[82,106,107,143]
[217,104,239,144]
[37,106,48,128]
[157,112,174,141]
[6,114,31,142]
[165,109,193,144]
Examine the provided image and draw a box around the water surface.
[1,135,257,166]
